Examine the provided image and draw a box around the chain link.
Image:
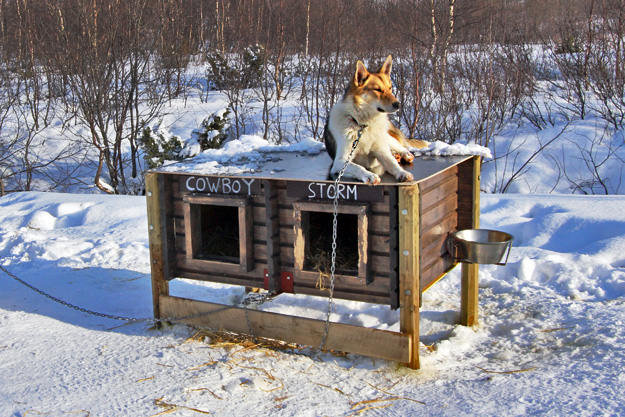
[242,291,273,341]
[318,124,366,351]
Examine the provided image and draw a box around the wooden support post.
[461,156,481,326]
[398,185,420,369]
[461,263,479,326]
[146,172,169,320]
[263,180,281,293]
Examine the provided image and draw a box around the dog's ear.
[355,60,369,86]
[380,55,393,76]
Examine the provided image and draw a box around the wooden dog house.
[146,152,481,369]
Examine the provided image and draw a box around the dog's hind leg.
[387,135,414,164]
[374,148,413,183]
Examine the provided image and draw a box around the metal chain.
[318,124,365,351]
[242,291,272,341]
[0,263,149,322]
[0,262,248,326]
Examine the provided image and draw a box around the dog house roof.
[155,149,473,185]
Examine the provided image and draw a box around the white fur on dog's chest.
[353,116,392,151]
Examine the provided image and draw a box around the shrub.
[205,45,265,90]
[205,51,236,90]
[555,35,583,55]
[191,108,231,151]
[140,126,185,168]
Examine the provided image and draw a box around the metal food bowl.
[448,229,514,265]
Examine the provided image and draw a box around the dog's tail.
[404,138,429,149]
[388,126,429,149]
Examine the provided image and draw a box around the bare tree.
[494,122,573,193]
[45,0,168,194]
[553,127,625,195]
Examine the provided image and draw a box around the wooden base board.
[159,295,411,363]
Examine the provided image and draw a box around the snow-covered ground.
[2,51,625,415]
[1,188,624,416]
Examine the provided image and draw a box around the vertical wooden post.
[398,185,420,369]
[263,180,281,293]
[461,156,481,326]
[146,172,169,320]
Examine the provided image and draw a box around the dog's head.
[349,55,400,114]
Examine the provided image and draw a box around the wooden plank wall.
[418,165,459,291]
[166,174,393,305]
[457,157,478,231]
[417,157,477,292]
[158,158,476,306]
[170,176,267,288]
[278,182,393,305]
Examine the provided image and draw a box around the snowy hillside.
[1,190,624,416]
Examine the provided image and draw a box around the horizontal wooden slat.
[177,254,264,277]
[421,235,449,269]
[183,193,249,206]
[370,216,390,234]
[295,201,368,215]
[175,235,186,254]
[278,208,294,225]
[174,200,184,217]
[294,269,390,291]
[420,175,458,212]
[254,224,268,241]
[175,269,265,288]
[420,211,457,250]
[421,194,458,231]
[422,264,457,293]
[420,255,455,290]
[292,285,391,305]
[159,295,410,362]
[418,165,458,193]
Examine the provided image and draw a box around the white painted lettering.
[222,178,232,194]
[300,182,361,201]
[327,184,336,199]
[196,177,206,192]
[206,178,219,193]
[242,178,256,195]
[347,184,357,200]
[337,183,345,199]
[186,176,196,192]
[318,183,327,198]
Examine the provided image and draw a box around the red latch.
[263,270,294,294]
[280,271,294,293]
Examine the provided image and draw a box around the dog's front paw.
[363,172,381,185]
[393,151,414,164]
[401,151,414,164]
[396,170,413,182]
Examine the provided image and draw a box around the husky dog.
[324,55,427,184]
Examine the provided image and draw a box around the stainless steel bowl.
[449,229,514,265]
